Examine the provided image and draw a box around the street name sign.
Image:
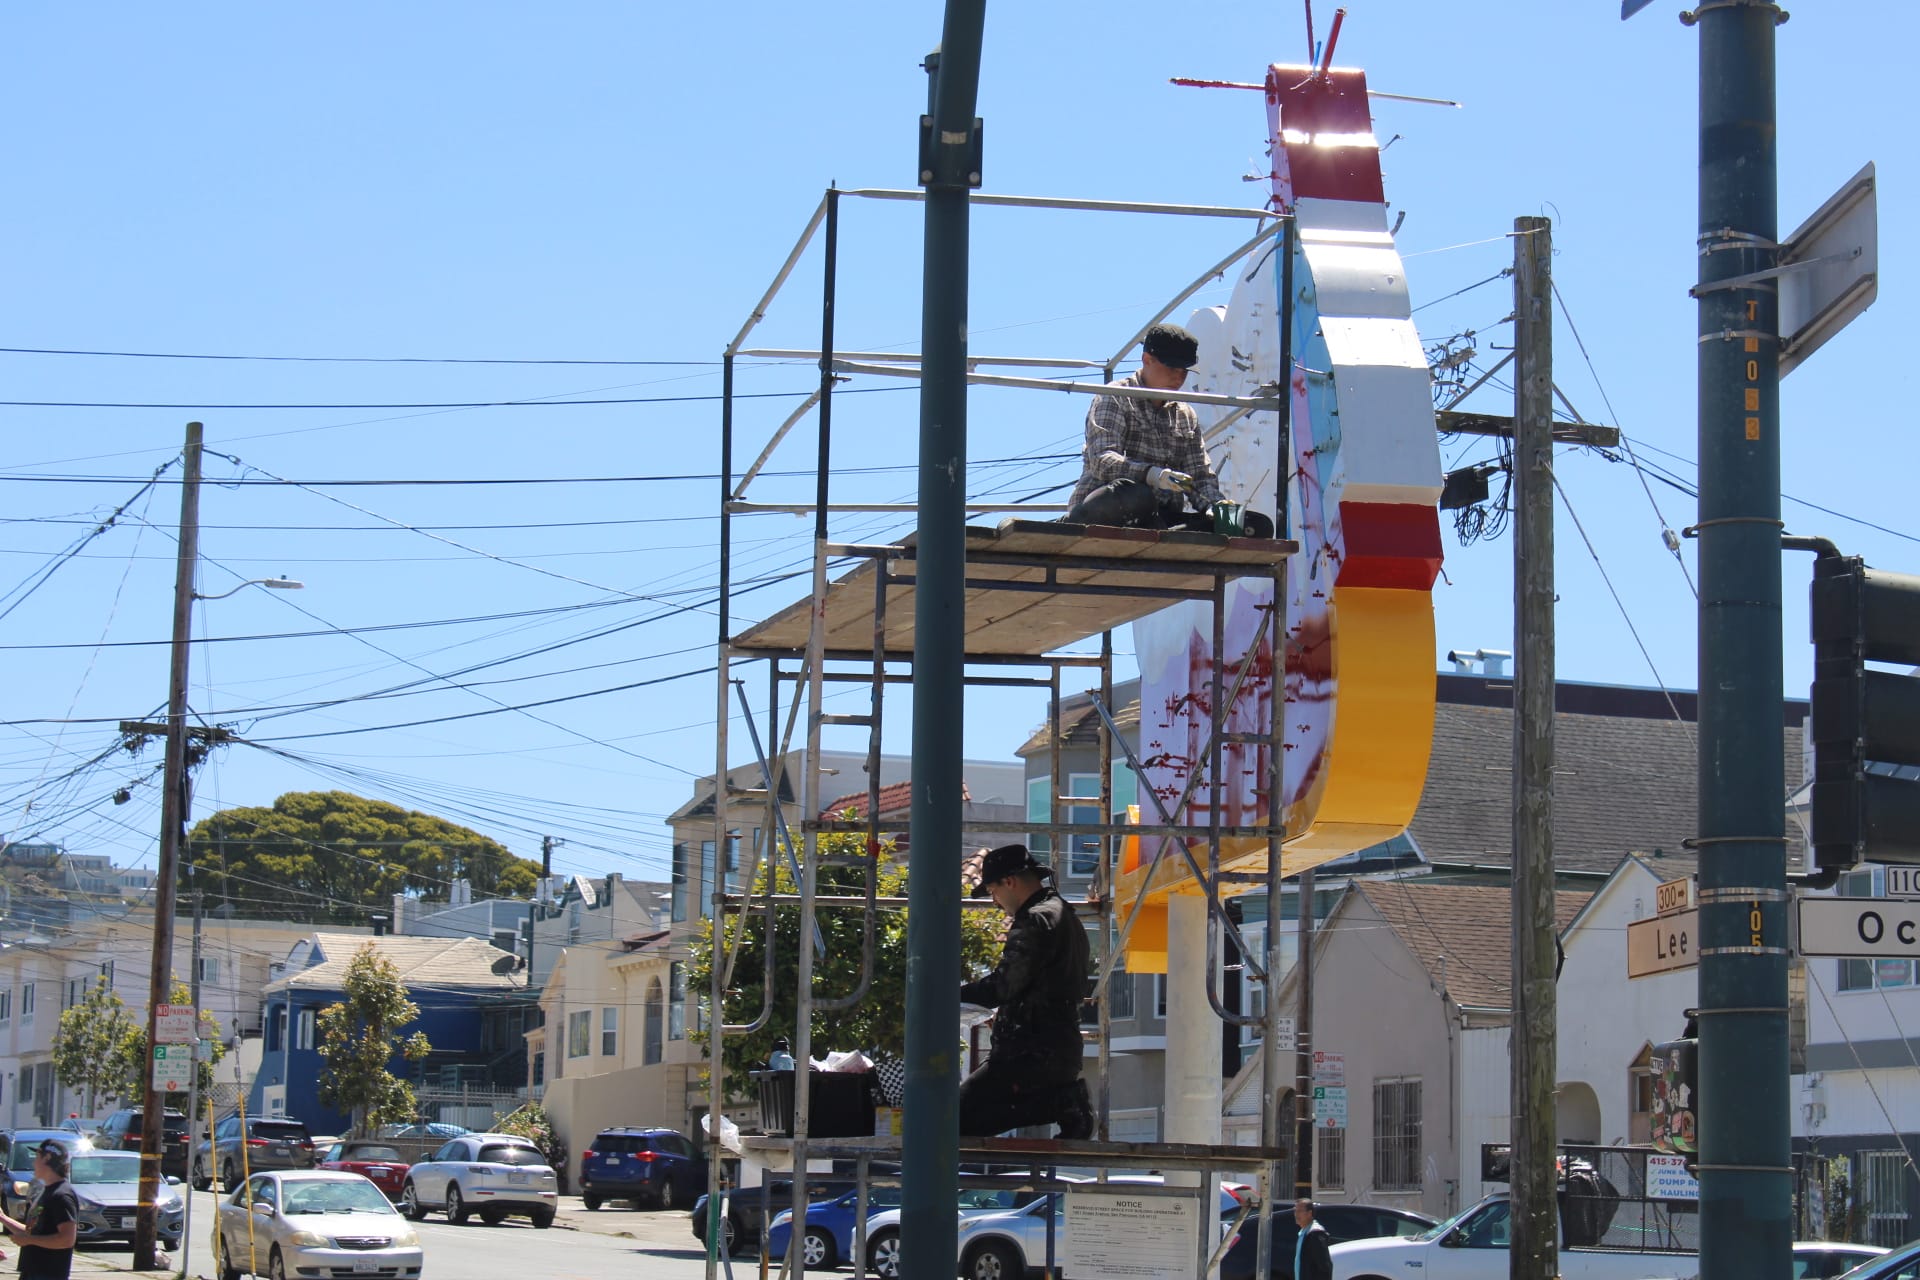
[1628,909,1698,978]
[1799,897,1920,958]
[1886,867,1920,899]
[1656,877,1693,915]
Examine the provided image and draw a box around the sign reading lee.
[1627,909,1698,978]
[1799,897,1920,958]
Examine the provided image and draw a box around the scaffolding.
[705,184,1307,1280]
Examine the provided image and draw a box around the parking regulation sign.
[151,1043,192,1092]
[155,1004,198,1044]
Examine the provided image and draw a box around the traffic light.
[1649,1036,1697,1174]
[1808,554,1920,871]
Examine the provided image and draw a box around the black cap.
[1142,322,1199,369]
[972,843,1052,897]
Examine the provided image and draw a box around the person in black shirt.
[958,844,1095,1139]
[0,1141,79,1280]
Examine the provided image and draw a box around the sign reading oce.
[1798,897,1920,958]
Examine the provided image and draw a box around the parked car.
[0,1129,97,1217]
[862,1184,1091,1279]
[97,1107,191,1179]
[954,1177,1249,1280]
[58,1116,110,1144]
[63,1150,185,1249]
[212,1169,423,1280]
[579,1126,706,1211]
[1218,1202,1438,1279]
[318,1140,412,1200]
[401,1132,557,1228]
[1790,1243,1890,1280]
[693,1170,894,1256]
[376,1122,471,1140]
[768,1183,907,1270]
[1331,1190,1702,1280]
[193,1116,318,1190]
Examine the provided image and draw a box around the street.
[71,1191,735,1280]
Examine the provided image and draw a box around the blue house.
[252,932,525,1134]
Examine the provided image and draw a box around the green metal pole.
[1694,7,1789,1280]
[902,5,984,1279]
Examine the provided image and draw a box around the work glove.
[1147,466,1194,494]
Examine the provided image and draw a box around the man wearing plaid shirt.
[1066,322,1239,531]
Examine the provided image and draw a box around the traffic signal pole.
[1693,7,1791,1280]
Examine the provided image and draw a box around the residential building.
[528,872,667,989]
[392,878,530,955]
[252,932,521,1132]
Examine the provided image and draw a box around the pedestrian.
[1294,1198,1332,1280]
[0,1142,79,1280]
[1064,322,1274,538]
[957,844,1094,1139]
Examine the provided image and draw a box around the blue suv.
[579,1127,705,1211]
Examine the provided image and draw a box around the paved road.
[72,1191,741,1280]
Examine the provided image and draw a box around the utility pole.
[1510,218,1557,1280]
[901,5,983,1279]
[1293,867,1314,1198]
[135,421,202,1270]
[1693,9,1789,1280]
[178,891,205,1280]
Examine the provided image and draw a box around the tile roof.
[275,932,522,992]
[821,780,970,820]
[1356,880,1590,1011]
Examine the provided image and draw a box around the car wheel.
[222,1159,238,1192]
[802,1226,837,1270]
[480,1206,507,1226]
[401,1181,427,1221]
[867,1228,902,1279]
[532,1208,555,1229]
[191,1159,209,1192]
[268,1246,288,1280]
[965,1239,1024,1280]
[656,1178,676,1211]
[583,1194,601,1211]
[216,1232,242,1280]
[447,1183,470,1224]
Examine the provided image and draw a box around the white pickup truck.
[1331,1190,1698,1280]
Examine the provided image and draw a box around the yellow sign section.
[1656,877,1693,917]
[1628,909,1699,978]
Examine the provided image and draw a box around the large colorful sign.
[1120,64,1443,930]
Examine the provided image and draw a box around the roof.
[273,932,522,993]
[1406,674,1807,878]
[821,780,970,820]
[1356,880,1590,1011]
[1018,682,1142,759]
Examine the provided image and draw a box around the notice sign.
[1647,1154,1700,1201]
[151,1043,191,1092]
[1311,1051,1344,1085]
[1062,1188,1200,1280]
[155,1004,198,1044]
[1313,1085,1348,1128]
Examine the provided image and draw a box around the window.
[268,1006,285,1053]
[601,1006,618,1057]
[1067,772,1101,877]
[197,956,222,985]
[1372,1078,1422,1191]
[1154,975,1167,1019]
[671,842,691,924]
[1316,1125,1346,1189]
[1839,869,1912,991]
[1111,963,1135,1020]
[668,962,687,1041]
[295,1008,315,1052]
[644,981,664,1065]
[99,961,114,987]
[699,841,717,920]
[66,978,83,1010]
[1455,1199,1512,1248]
[21,983,33,1023]
[567,1010,592,1058]
[1860,1151,1912,1247]
[0,989,10,1023]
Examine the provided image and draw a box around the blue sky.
[1,2,1910,892]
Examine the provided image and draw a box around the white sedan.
[399,1132,557,1228]
[213,1169,423,1280]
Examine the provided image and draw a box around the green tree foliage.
[186,790,539,922]
[112,979,229,1104]
[52,977,138,1113]
[315,945,432,1136]
[688,827,1003,1084]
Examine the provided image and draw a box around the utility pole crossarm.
[1438,410,1620,449]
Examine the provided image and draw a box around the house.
[1795,863,1920,1245]
[252,932,522,1133]
[392,879,530,953]
[819,780,1025,852]
[528,872,668,989]
[1221,881,1588,1218]
[0,914,320,1127]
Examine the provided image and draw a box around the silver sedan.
[213,1169,424,1280]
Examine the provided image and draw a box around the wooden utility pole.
[177,891,205,1280]
[135,422,203,1269]
[1293,866,1315,1198]
[1510,219,1557,1280]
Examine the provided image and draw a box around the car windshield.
[70,1154,141,1184]
[477,1144,546,1167]
[1835,1247,1916,1280]
[281,1180,399,1216]
[343,1145,403,1163]
[1413,1199,1495,1242]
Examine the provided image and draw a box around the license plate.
[352,1262,381,1274]
[508,1172,530,1184]
[603,1158,620,1166]
[272,1145,289,1156]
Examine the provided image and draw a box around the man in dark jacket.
[958,844,1094,1138]
[1293,1199,1332,1280]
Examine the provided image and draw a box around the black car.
[579,1126,705,1211]
[96,1108,191,1180]
[1219,1202,1439,1280]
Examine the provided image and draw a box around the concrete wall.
[543,1061,694,1171]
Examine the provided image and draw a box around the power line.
[0,385,914,411]
[0,345,720,367]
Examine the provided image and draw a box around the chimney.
[370,913,390,938]
[452,878,472,908]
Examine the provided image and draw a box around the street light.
[192,577,304,601]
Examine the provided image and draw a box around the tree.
[112,980,229,1106]
[688,827,1003,1084]
[52,976,139,1113]
[186,791,541,923]
[315,944,432,1136]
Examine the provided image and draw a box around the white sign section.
[1311,1051,1344,1085]
[1886,867,1920,900]
[155,1004,198,1044]
[1062,1188,1201,1280]
[151,1043,191,1092]
[1799,898,1920,958]
[1647,1154,1700,1202]
[1314,1085,1348,1128]
[1272,1017,1296,1053]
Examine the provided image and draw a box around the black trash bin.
[751,1069,876,1138]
